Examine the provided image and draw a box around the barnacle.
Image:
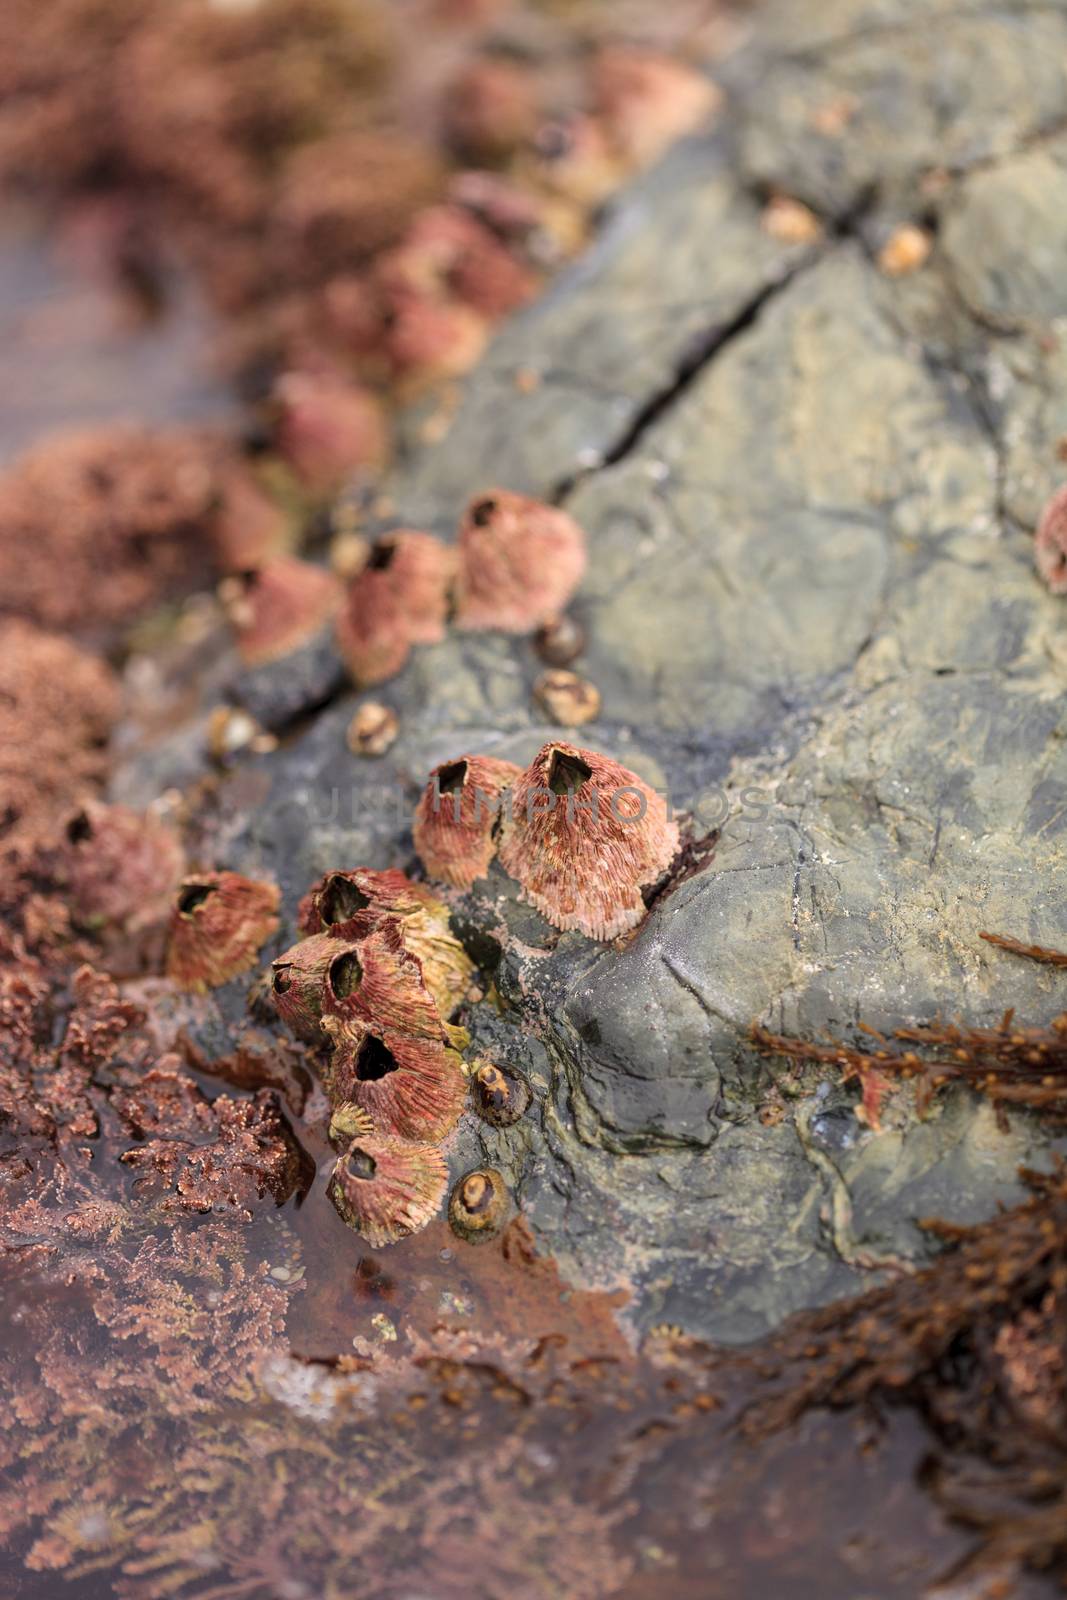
[590,47,719,169]
[326,1100,375,1145]
[470,1058,531,1128]
[321,1016,467,1142]
[222,557,342,666]
[413,753,522,888]
[497,741,680,940]
[442,56,539,163]
[271,369,388,497]
[299,868,473,1022]
[271,931,358,1042]
[322,917,467,1047]
[165,871,280,992]
[453,489,586,634]
[334,530,456,685]
[447,1166,511,1243]
[533,669,601,727]
[327,1131,447,1245]
[1036,484,1067,595]
[62,802,185,938]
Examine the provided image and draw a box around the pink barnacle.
[497,741,680,941]
[453,489,586,634]
[413,753,523,889]
[1036,484,1067,595]
[334,529,456,685]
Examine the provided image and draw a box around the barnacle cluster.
[335,489,586,686]
[271,866,495,1244]
[414,739,680,940]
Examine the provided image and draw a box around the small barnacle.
[535,614,586,667]
[534,669,601,727]
[761,195,823,246]
[271,369,388,497]
[334,529,456,685]
[327,1100,375,1146]
[221,557,342,667]
[877,223,932,277]
[497,741,680,941]
[447,1167,511,1244]
[328,1132,447,1247]
[299,868,473,1023]
[381,292,490,389]
[413,753,522,889]
[1035,484,1067,595]
[166,871,281,992]
[470,1058,531,1128]
[322,1017,467,1142]
[271,931,360,1043]
[346,701,399,757]
[453,489,586,634]
[442,56,539,163]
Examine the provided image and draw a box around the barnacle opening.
[177,882,216,917]
[320,873,371,925]
[272,965,292,994]
[366,539,397,572]
[548,749,592,795]
[346,1146,378,1181]
[329,949,364,999]
[470,497,497,527]
[354,1035,399,1081]
[66,809,92,844]
[437,759,468,795]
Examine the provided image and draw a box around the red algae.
[165,871,280,992]
[413,752,523,888]
[453,488,587,633]
[497,741,680,939]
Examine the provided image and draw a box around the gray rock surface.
[115,0,1067,1344]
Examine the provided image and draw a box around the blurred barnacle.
[322,1015,466,1142]
[166,871,280,992]
[533,669,600,727]
[346,701,399,757]
[380,291,489,389]
[447,1166,511,1243]
[381,205,539,320]
[221,556,342,667]
[1036,485,1067,595]
[590,47,720,169]
[453,489,586,634]
[470,1058,531,1128]
[327,1130,447,1245]
[497,741,680,940]
[271,368,388,497]
[413,753,522,889]
[334,529,456,686]
[442,56,539,163]
[525,114,622,210]
[61,801,185,938]
[534,614,586,667]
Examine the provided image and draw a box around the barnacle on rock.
[335,529,456,685]
[271,931,358,1043]
[453,489,586,633]
[327,1130,447,1245]
[271,369,388,497]
[591,47,719,169]
[322,917,466,1047]
[497,742,680,940]
[299,868,473,1021]
[448,1166,511,1243]
[61,801,185,938]
[413,753,522,888]
[222,557,343,666]
[470,1058,531,1128]
[322,1017,467,1141]
[166,871,280,992]
[1036,484,1067,595]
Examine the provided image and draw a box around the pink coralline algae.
[1036,485,1067,595]
[114,1066,297,1217]
[165,871,281,992]
[453,489,587,633]
[413,753,522,888]
[496,741,680,940]
[334,529,456,685]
